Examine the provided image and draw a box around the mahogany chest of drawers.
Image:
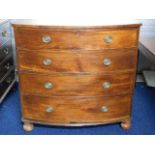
[13,22,141,131]
[0,20,15,103]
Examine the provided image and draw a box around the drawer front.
[18,49,137,73]
[0,70,15,97]
[0,22,11,46]
[22,95,131,123]
[15,29,138,50]
[20,72,134,96]
[0,40,12,62]
[0,57,14,79]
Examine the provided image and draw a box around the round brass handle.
[103,58,112,66]
[102,82,110,89]
[42,36,52,44]
[101,106,109,113]
[45,107,54,113]
[3,48,9,55]
[2,30,7,37]
[104,35,113,43]
[44,82,53,89]
[43,58,52,66]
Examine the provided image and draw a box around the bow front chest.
[13,21,141,131]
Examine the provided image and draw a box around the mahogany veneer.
[13,22,141,131]
[18,49,137,73]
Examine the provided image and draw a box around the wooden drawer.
[0,22,11,47]
[0,40,12,63]
[18,49,137,73]
[14,28,138,50]
[20,72,134,96]
[22,95,131,124]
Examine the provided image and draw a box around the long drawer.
[14,28,138,50]
[22,94,131,124]
[18,49,137,73]
[20,72,135,96]
[0,22,11,47]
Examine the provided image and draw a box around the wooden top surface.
[12,19,141,29]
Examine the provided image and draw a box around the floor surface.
[0,83,155,135]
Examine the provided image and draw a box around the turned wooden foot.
[23,122,34,131]
[121,120,131,130]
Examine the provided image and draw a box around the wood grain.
[12,23,141,129]
[22,94,131,124]
[14,29,139,50]
[18,49,138,73]
[20,72,134,96]
[12,22,141,30]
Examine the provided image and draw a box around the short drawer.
[18,49,137,73]
[0,40,12,62]
[14,28,138,50]
[0,22,11,46]
[0,57,14,79]
[22,95,131,124]
[20,72,135,96]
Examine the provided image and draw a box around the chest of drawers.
[13,22,141,131]
[0,20,15,103]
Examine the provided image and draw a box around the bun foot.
[121,120,131,130]
[23,122,34,131]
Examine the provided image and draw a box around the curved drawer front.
[20,72,134,96]
[18,49,137,73]
[15,29,138,50]
[22,95,131,124]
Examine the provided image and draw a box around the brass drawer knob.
[44,82,53,89]
[2,30,7,37]
[101,106,109,113]
[45,107,54,113]
[103,58,112,66]
[3,48,9,55]
[102,82,110,89]
[104,35,113,43]
[43,58,52,66]
[42,36,52,44]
